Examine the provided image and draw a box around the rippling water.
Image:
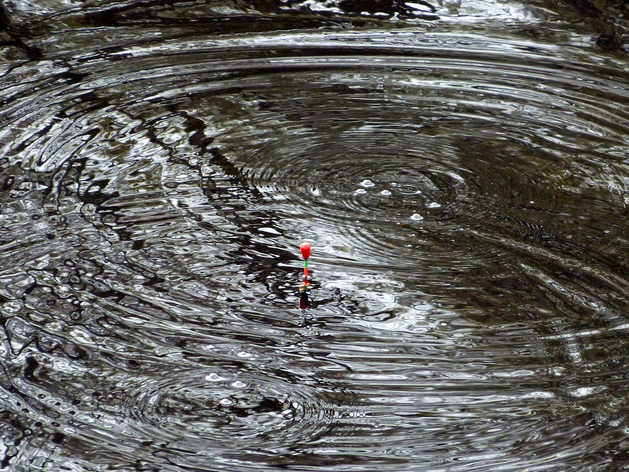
[1,1,629,470]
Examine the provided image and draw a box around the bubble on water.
[259,227,281,235]
[206,373,228,381]
[355,188,368,195]
[360,180,375,187]
[427,202,441,208]
[410,213,424,221]
[380,190,392,196]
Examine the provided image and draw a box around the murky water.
[1,0,629,470]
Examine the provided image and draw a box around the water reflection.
[1,4,629,470]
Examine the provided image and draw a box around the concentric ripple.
[2,26,629,471]
[112,365,339,466]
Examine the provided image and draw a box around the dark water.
[1,0,629,470]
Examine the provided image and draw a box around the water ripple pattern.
[1,28,629,471]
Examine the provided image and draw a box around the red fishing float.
[301,241,311,282]
[300,241,311,260]
[299,241,312,309]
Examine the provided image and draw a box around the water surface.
[1,1,629,470]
